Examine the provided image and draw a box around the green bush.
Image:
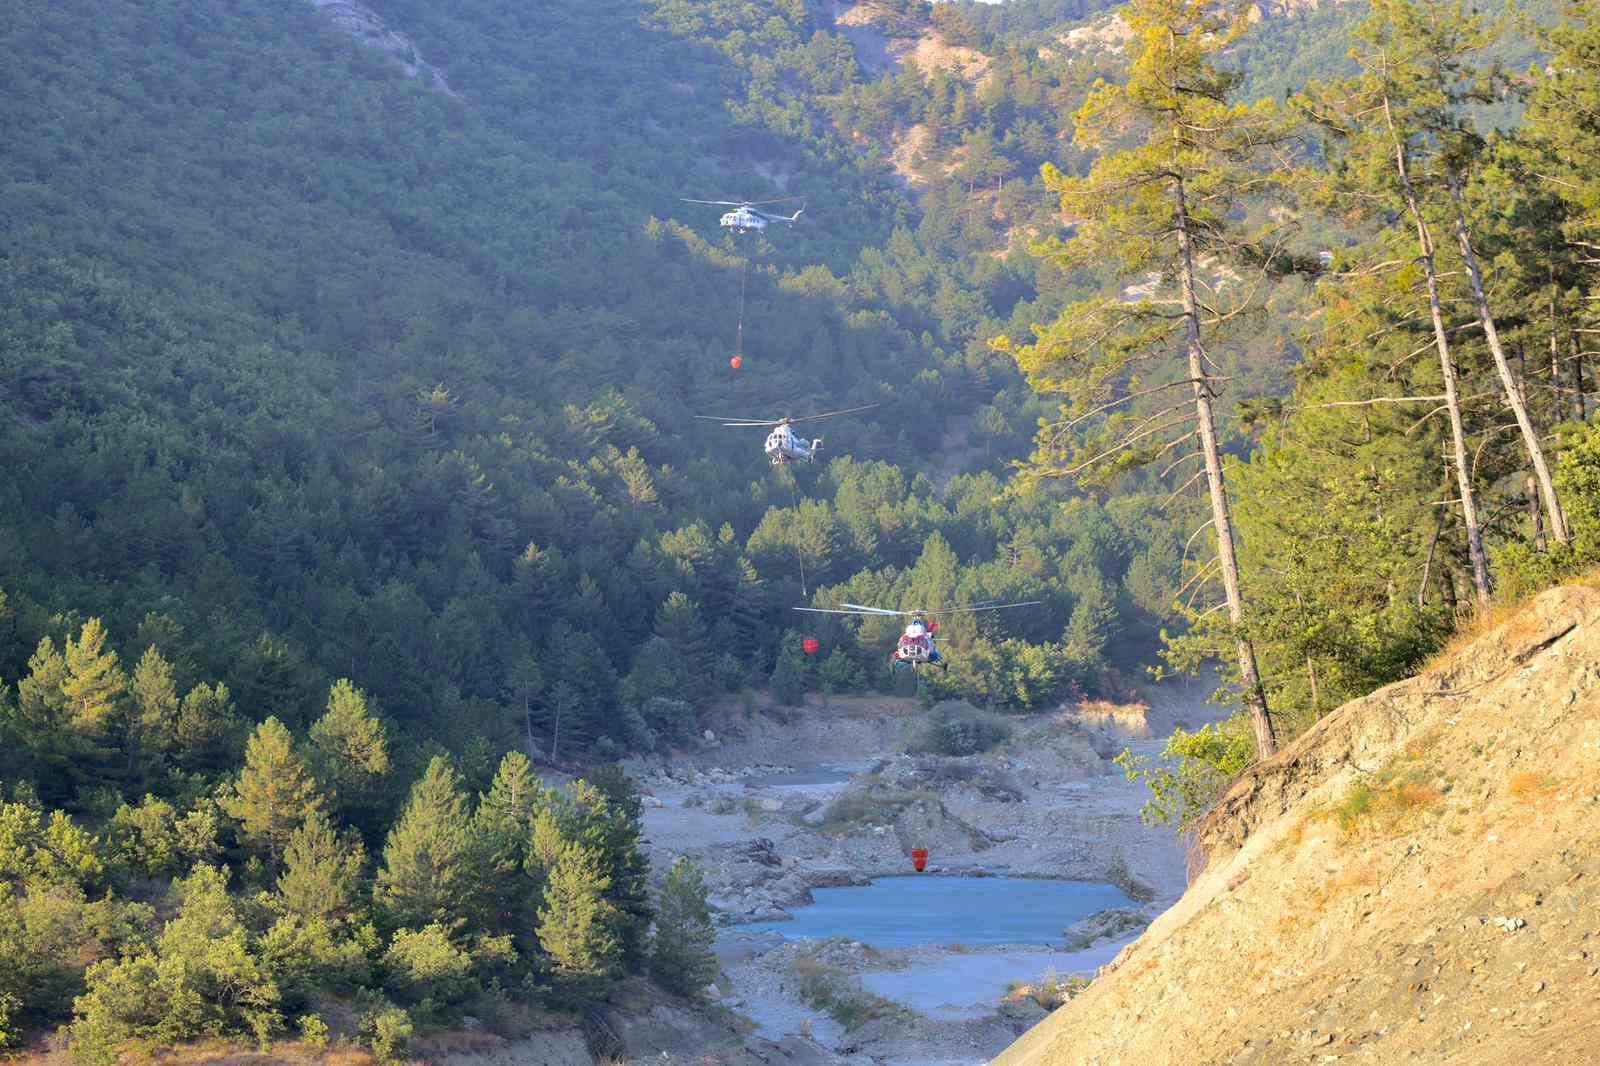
[69,866,283,1064]
[910,701,1010,756]
[1114,717,1256,828]
[383,923,475,1007]
[360,1005,413,1064]
[298,1012,329,1048]
[107,796,220,880]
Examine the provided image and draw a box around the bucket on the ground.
[910,848,929,872]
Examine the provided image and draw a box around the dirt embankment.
[994,584,1600,1066]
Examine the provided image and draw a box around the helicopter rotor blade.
[681,198,745,206]
[838,602,910,616]
[746,196,806,207]
[786,403,882,425]
[930,600,1045,615]
[793,607,887,616]
[693,415,780,426]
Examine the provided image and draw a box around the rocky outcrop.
[993,585,1600,1066]
[309,0,459,97]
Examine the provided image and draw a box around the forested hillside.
[12,0,1600,1058]
[0,0,1203,777]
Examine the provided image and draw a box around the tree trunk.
[1384,100,1492,609]
[1447,178,1570,546]
[1174,177,1277,757]
[1572,333,1586,422]
[1527,472,1547,552]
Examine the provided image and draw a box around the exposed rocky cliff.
[993,584,1600,1065]
[309,0,459,96]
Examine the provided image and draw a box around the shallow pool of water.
[747,875,1131,948]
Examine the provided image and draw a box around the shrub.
[360,1005,413,1063]
[69,865,283,1063]
[107,796,219,880]
[792,952,907,1030]
[910,701,1009,756]
[1114,716,1255,828]
[298,1012,329,1048]
[383,923,475,1007]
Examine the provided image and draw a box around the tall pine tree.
[997,0,1292,754]
[375,755,471,931]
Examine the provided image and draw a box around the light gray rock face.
[309,0,459,96]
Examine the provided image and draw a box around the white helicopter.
[695,404,879,466]
[794,600,1042,671]
[682,197,805,233]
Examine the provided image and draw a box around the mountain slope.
[994,584,1600,1065]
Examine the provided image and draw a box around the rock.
[703,982,722,1000]
[310,0,459,95]
[735,837,784,867]
[759,797,783,812]
[641,794,665,808]
[704,729,717,742]
[1492,915,1527,933]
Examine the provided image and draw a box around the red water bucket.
[910,848,929,873]
[802,636,820,656]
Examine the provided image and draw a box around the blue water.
[747,876,1132,948]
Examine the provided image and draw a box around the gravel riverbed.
[618,682,1222,1064]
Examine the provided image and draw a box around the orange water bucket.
[910,848,929,873]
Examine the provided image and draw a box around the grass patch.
[1508,771,1561,800]
[1328,767,1444,839]
[1005,970,1089,1012]
[791,953,910,1031]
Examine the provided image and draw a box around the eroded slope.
[995,585,1600,1066]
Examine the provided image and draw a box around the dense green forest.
[0,0,1212,772]
[9,0,1600,1057]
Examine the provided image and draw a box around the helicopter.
[794,600,1042,671]
[695,404,880,466]
[681,197,805,233]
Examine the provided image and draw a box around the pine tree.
[127,646,179,788]
[278,809,366,921]
[769,640,809,706]
[62,618,126,735]
[465,752,548,938]
[1513,4,1600,426]
[306,679,391,834]
[375,755,471,931]
[996,0,1291,754]
[536,841,621,988]
[623,635,691,706]
[1304,0,1570,601]
[222,717,324,869]
[174,682,242,775]
[13,638,74,805]
[581,767,652,970]
[652,593,713,703]
[650,857,718,997]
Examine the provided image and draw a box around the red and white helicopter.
[794,600,1041,671]
[681,197,805,233]
[695,404,879,466]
